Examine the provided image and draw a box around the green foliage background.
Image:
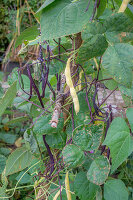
[0,0,133,199]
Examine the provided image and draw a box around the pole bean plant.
[0,0,133,199]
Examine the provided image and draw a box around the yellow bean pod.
[65,57,79,114]
[53,187,63,200]
[118,0,130,13]
[65,171,72,200]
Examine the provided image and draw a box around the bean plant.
[0,0,133,199]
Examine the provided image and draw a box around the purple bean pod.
[97,0,100,8]
[85,0,91,12]
[41,67,49,98]
[47,81,56,100]
[43,135,55,176]
[27,65,44,108]
[52,57,66,63]
[90,0,98,21]
[57,74,61,91]
[28,79,32,100]
[107,148,110,159]
[101,112,110,155]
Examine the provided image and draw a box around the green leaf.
[0,155,7,174]
[128,187,133,200]
[119,83,133,99]
[82,22,105,38]
[97,0,107,18]
[104,179,128,200]
[5,146,32,176]
[96,187,103,200]
[121,93,133,107]
[24,129,37,153]
[126,153,133,183]
[15,26,39,48]
[83,60,95,75]
[87,155,110,185]
[104,13,133,43]
[33,114,64,135]
[45,131,66,149]
[81,13,133,45]
[15,171,33,185]
[0,81,17,117]
[83,151,101,170]
[60,92,92,137]
[103,117,131,173]
[62,144,85,169]
[77,34,108,64]
[49,60,64,75]
[0,84,4,98]
[73,124,103,151]
[36,0,56,16]
[98,8,113,20]
[8,70,30,92]
[0,148,11,156]
[0,187,8,199]
[0,133,17,144]
[6,116,29,125]
[74,171,100,200]
[101,69,118,90]
[126,108,133,132]
[40,0,94,40]
[78,91,93,114]
[106,31,133,44]
[114,0,133,20]
[53,42,72,63]
[129,140,133,157]
[102,43,133,88]
[66,113,90,137]
[29,97,49,118]
[2,117,9,124]
[27,156,41,175]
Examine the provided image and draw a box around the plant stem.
[98,87,118,108]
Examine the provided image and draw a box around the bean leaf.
[5,146,32,176]
[62,144,85,169]
[40,0,94,40]
[87,155,110,185]
[103,117,131,173]
[74,171,100,200]
[102,43,133,88]
[0,81,17,117]
[104,179,128,200]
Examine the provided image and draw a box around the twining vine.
[1,0,133,199]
